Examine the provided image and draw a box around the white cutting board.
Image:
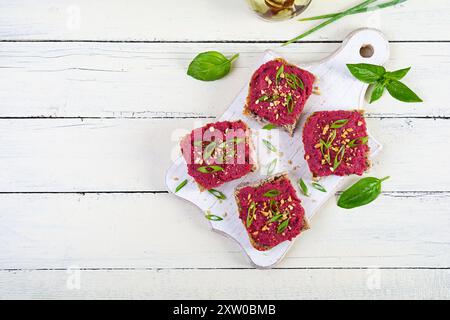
[165,28,389,268]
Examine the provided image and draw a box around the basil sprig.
[346,63,422,104]
[187,51,239,81]
[338,176,390,209]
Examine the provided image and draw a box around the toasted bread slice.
[234,172,309,251]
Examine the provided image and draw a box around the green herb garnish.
[208,189,226,200]
[284,0,407,46]
[175,179,188,193]
[269,214,284,223]
[312,182,327,193]
[298,178,309,196]
[284,0,378,46]
[277,218,290,234]
[263,189,280,198]
[262,139,277,152]
[193,140,203,147]
[247,202,256,227]
[267,158,277,175]
[285,73,304,90]
[330,119,349,129]
[187,51,239,81]
[333,145,346,171]
[299,0,407,22]
[203,141,217,160]
[205,214,223,221]
[257,94,279,103]
[286,94,294,114]
[347,63,422,104]
[348,136,369,148]
[197,165,224,173]
[338,176,390,209]
[262,124,277,130]
[276,65,284,85]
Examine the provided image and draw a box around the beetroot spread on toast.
[245,58,315,132]
[235,174,307,251]
[180,120,255,190]
[302,110,370,177]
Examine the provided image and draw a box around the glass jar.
[247,0,312,21]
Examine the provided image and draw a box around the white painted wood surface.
[0,0,449,299]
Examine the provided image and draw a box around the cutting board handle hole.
[360,44,374,58]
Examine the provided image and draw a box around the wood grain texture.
[0,42,444,118]
[0,192,449,269]
[0,0,448,41]
[1,0,449,299]
[0,269,448,299]
[0,118,448,192]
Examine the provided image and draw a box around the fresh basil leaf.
[262,124,277,130]
[386,80,423,103]
[298,178,309,196]
[262,139,277,152]
[208,189,226,200]
[193,140,203,147]
[338,176,390,209]
[205,214,223,221]
[197,165,224,173]
[187,51,239,81]
[263,189,280,198]
[175,179,188,193]
[312,182,327,193]
[369,82,385,103]
[384,67,411,80]
[346,63,386,84]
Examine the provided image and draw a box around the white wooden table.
[0,0,449,299]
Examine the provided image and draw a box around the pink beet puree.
[236,176,305,249]
[180,120,254,190]
[302,110,370,177]
[247,59,315,126]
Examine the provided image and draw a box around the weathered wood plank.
[0,0,448,42]
[1,268,448,299]
[0,118,448,192]
[0,192,449,269]
[0,42,442,118]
